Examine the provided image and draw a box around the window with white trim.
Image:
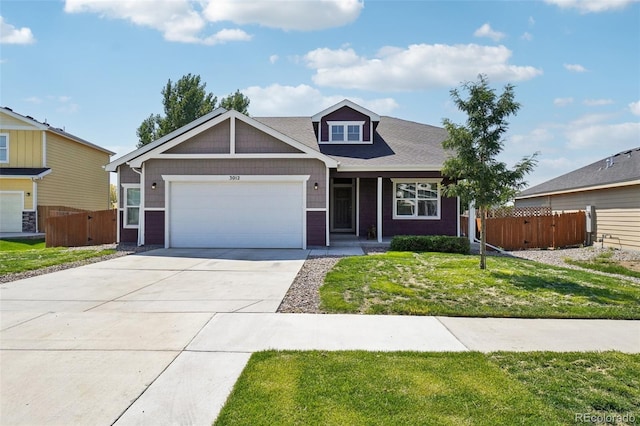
[327,121,365,143]
[123,184,140,228]
[0,134,8,163]
[393,180,441,219]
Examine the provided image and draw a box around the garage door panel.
[169,181,304,248]
[0,193,23,232]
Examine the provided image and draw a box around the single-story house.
[0,107,114,233]
[515,147,640,251]
[106,100,459,248]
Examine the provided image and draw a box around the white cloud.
[64,0,251,45]
[243,83,398,116]
[528,16,536,26]
[0,16,36,44]
[564,63,588,72]
[305,44,542,91]
[629,100,640,115]
[269,55,279,64]
[202,28,252,45]
[565,121,640,150]
[544,0,639,13]
[554,97,574,107]
[24,96,43,104]
[203,0,363,31]
[473,23,506,42]
[583,98,614,106]
[521,32,533,41]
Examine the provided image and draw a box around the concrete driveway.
[0,248,308,426]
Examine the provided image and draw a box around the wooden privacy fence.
[483,211,586,251]
[45,209,116,247]
[460,210,587,251]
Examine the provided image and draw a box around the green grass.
[0,238,115,275]
[320,252,640,319]
[215,351,639,426]
[565,250,640,280]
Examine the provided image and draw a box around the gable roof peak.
[311,99,381,122]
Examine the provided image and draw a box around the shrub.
[390,235,470,254]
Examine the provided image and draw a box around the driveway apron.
[0,248,307,426]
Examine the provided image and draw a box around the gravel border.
[277,246,640,314]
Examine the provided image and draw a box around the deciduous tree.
[441,75,537,269]
[136,74,249,147]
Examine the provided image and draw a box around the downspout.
[468,203,506,254]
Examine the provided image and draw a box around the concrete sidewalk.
[1,248,639,426]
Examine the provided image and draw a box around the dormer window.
[328,121,365,143]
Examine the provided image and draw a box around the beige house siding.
[597,208,640,250]
[0,129,43,168]
[516,185,640,251]
[0,179,34,209]
[144,158,327,209]
[166,119,231,154]
[38,132,111,210]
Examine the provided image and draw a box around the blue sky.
[1,0,639,188]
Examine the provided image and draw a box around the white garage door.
[169,179,304,248]
[0,193,23,232]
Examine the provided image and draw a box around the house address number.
[229,175,240,180]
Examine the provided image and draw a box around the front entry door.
[333,186,353,231]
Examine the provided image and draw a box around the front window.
[0,134,8,163]
[327,121,365,143]
[393,180,440,219]
[123,185,140,228]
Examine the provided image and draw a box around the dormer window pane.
[331,125,345,141]
[347,125,360,141]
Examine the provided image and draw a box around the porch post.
[355,177,360,237]
[468,203,476,244]
[377,176,382,243]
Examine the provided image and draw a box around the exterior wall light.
[151,182,157,190]
[26,192,31,197]
[314,182,318,190]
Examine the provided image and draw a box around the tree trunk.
[479,206,487,270]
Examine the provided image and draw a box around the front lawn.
[320,252,640,319]
[565,249,640,279]
[0,238,116,275]
[215,351,639,426]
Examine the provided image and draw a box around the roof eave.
[336,164,443,172]
[105,107,228,172]
[516,178,640,199]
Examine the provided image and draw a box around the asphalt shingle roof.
[517,147,640,198]
[254,116,449,169]
[0,167,51,177]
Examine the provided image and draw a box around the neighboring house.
[106,100,459,249]
[515,147,640,251]
[0,107,114,233]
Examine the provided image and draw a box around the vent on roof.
[26,115,34,120]
[3,107,12,111]
[605,156,614,169]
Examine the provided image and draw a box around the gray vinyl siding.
[144,158,327,209]
[235,120,303,153]
[165,119,231,154]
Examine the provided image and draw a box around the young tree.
[441,75,537,269]
[136,74,249,147]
